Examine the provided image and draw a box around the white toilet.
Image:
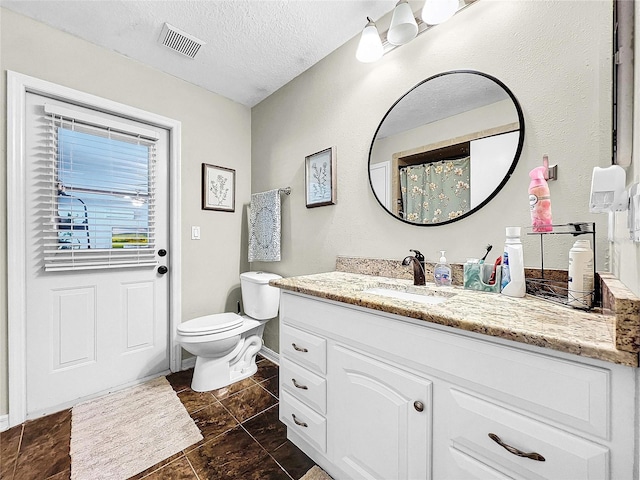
[177,271,282,392]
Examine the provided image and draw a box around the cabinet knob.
[488,433,546,462]
[413,401,424,412]
[292,343,309,353]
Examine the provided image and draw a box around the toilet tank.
[240,271,282,320]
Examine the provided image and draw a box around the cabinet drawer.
[281,325,327,375]
[280,390,327,453]
[280,358,327,414]
[446,388,609,480]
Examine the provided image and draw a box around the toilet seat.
[178,312,243,336]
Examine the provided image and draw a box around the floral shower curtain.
[400,157,471,224]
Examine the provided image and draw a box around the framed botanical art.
[202,163,235,212]
[305,146,336,208]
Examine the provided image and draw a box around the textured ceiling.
[1,0,398,107]
[378,72,512,139]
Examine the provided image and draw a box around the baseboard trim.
[259,345,279,365]
[180,356,196,371]
[0,414,9,432]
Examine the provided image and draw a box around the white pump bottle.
[500,227,526,297]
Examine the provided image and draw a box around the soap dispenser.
[434,251,452,287]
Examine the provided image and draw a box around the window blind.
[42,104,159,272]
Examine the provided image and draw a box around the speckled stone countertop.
[271,270,640,367]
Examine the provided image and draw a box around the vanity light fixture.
[388,0,419,46]
[356,17,384,63]
[357,0,476,63]
[422,0,459,25]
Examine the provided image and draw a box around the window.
[43,104,158,271]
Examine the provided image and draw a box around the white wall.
[610,2,640,297]
[251,1,613,351]
[0,8,252,415]
[470,131,520,209]
[370,99,518,165]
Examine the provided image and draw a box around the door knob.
[414,401,424,412]
[158,249,167,257]
[158,265,168,274]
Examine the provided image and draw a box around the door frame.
[6,71,183,427]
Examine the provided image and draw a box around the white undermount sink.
[363,287,451,305]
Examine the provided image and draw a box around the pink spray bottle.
[528,166,553,232]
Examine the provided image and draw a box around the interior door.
[24,92,170,417]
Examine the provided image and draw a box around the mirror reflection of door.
[369,71,524,226]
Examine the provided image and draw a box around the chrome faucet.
[402,249,426,286]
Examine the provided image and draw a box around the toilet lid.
[178,312,243,336]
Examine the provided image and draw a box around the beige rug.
[70,376,202,480]
[300,465,333,480]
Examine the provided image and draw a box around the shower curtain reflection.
[399,157,470,224]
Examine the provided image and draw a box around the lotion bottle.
[501,227,526,297]
[568,239,594,309]
[529,166,553,232]
[434,251,452,287]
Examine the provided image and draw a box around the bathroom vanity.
[272,271,640,480]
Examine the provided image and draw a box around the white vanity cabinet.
[330,345,433,480]
[278,291,639,480]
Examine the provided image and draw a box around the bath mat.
[300,465,333,480]
[70,376,202,480]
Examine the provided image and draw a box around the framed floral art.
[305,146,336,208]
[202,163,235,212]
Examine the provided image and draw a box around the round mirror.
[368,70,524,226]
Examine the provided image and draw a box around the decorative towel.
[248,189,281,262]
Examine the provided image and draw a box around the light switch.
[191,226,201,240]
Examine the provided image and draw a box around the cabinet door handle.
[292,414,308,427]
[488,433,546,462]
[292,343,308,353]
[292,378,308,390]
[414,401,424,412]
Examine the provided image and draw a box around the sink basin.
[363,287,451,306]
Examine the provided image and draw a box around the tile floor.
[0,357,316,480]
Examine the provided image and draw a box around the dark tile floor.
[0,357,316,480]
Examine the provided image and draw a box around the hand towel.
[248,189,281,262]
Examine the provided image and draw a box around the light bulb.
[422,0,459,25]
[388,0,418,46]
[356,18,384,63]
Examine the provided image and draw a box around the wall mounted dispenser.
[589,165,628,213]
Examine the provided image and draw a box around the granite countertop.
[271,271,640,367]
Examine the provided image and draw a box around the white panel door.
[370,161,391,210]
[24,92,170,417]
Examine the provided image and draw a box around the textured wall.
[0,8,251,415]
[251,1,613,352]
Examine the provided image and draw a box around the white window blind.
[42,104,159,271]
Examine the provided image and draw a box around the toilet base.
[190,334,263,392]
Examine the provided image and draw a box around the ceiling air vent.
[158,23,205,59]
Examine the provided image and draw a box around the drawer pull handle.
[292,378,309,390]
[292,343,308,353]
[488,433,546,462]
[292,414,308,427]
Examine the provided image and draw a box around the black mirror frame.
[368,70,525,227]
